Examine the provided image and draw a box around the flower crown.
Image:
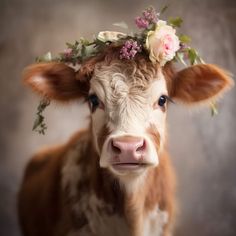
[33,6,218,134]
[37,6,203,67]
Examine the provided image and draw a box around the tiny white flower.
[97,31,126,42]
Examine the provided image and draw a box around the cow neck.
[84,133,166,235]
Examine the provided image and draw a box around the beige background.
[0,0,236,235]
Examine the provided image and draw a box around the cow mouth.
[111,162,152,171]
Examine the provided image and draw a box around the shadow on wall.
[0,0,236,235]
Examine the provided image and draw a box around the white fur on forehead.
[110,73,129,96]
[90,62,164,98]
[92,61,159,85]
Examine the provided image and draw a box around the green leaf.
[44,52,52,61]
[168,17,183,28]
[94,38,107,47]
[188,48,198,65]
[175,52,187,66]
[187,48,204,65]
[147,23,156,31]
[66,42,74,48]
[160,5,168,15]
[73,41,80,48]
[86,45,97,56]
[211,102,218,116]
[32,115,43,131]
[32,98,50,135]
[113,21,128,29]
[35,52,52,62]
[198,56,205,64]
[179,34,191,44]
[81,44,86,58]
[80,37,90,46]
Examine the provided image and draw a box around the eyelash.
[161,95,173,103]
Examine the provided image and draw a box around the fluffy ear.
[23,62,90,101]
[171,64,234,105]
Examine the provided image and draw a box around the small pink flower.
[63,48,73,57]
[142,7,158,23]
[135,6,158,29]
[135,17,149,29]
[120,40,141,60]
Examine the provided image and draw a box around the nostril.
[136,139,146,153]
[111,140,122,154]
[111,137,146,156]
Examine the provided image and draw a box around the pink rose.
[145,20,180,65]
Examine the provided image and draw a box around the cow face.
[23,54,233,181]
[89,62,168,177]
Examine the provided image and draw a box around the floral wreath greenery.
[32,6,218,134]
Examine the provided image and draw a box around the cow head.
[23,48,233,184]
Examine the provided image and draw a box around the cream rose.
[145,20,180,66]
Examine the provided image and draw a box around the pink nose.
[111,136,146,162]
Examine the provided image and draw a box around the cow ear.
[23,62,90,101]
[171,64,234,105]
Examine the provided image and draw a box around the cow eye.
[88,94,100,111]
[158,95,167,107]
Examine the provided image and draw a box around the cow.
[18,47,233,236]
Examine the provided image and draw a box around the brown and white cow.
[18,47,233,236]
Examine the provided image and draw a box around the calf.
[18,48,233,236]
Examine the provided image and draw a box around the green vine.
[32,98,50,135]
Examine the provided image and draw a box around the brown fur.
[97,124,111,153]
[147,124,161,151]
[18,131,88,236]
[19,46,233,236]
[18,130,175,236]
[23,63,89,101]
[118,151,175,236]
[172,64,234,104]
[18,144,65,236]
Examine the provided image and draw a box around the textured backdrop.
[0,0,236,235]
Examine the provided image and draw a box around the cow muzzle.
[104,135,157,174]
